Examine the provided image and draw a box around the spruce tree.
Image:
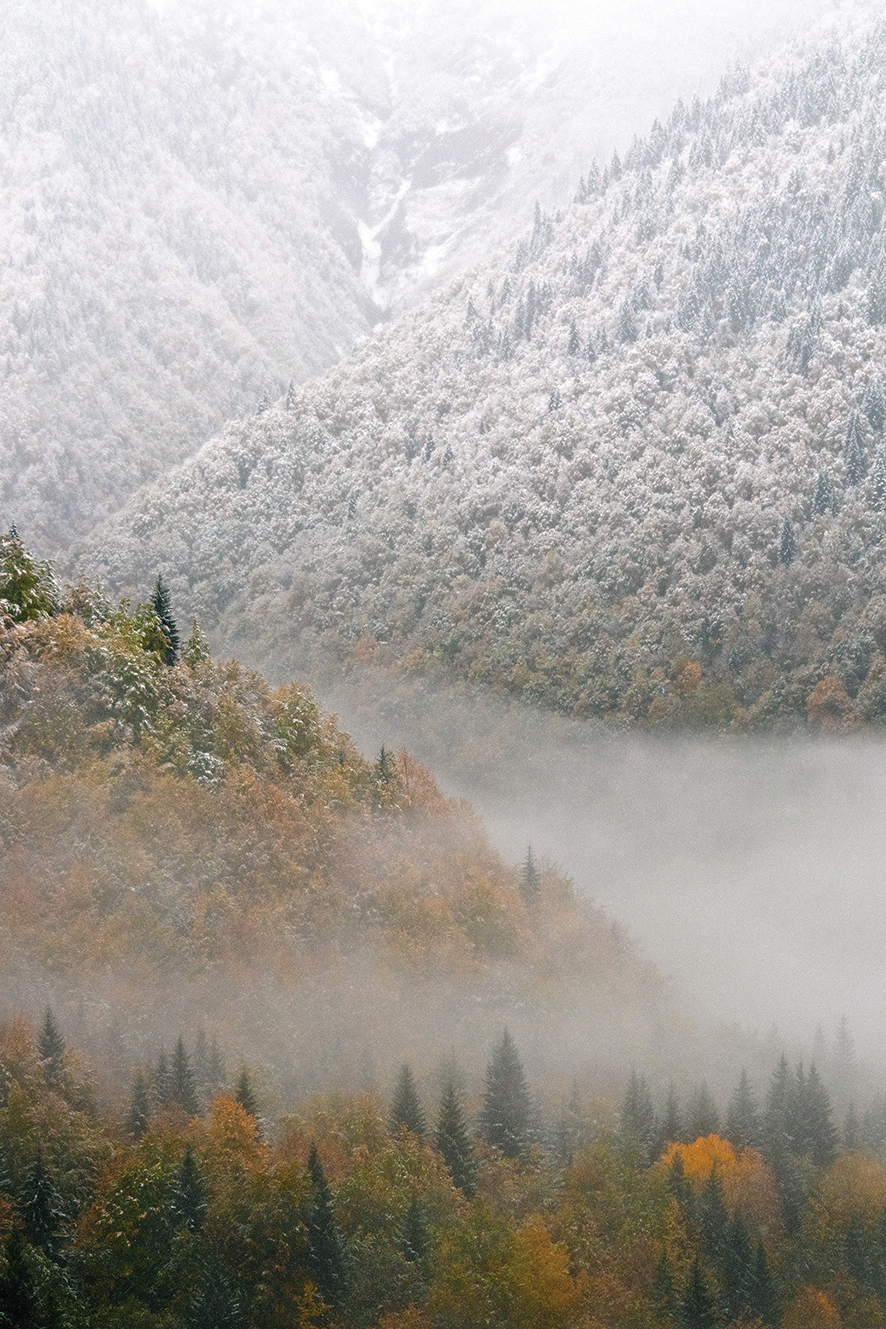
[686,1082,719,1141]
[19,1154,65,1253]
[656,1084,684,1153]
[170,1145,208,1233]
[725,1069,761,1149]
[170,1036,198,1116]
[150,574,180,666]
[0,529,59,623]
[306,1144,348,1309]
[681,1257,716,1329]
[519,847,541,904]
[127,1071,151,1141]
[722,1213,754,1324]
[750,1241,779,1326]
[235,1069,259,1123]
[778,517,797,565]
[188,1256,244,1329]
[401,1197,430,1264]
[764,1054,792,1158]
[479,1031,531,1159]
[155,1049,174,1108]
[698,1167,729,1263]
[435,1082,476,1197]
[812,469,835,515]
[38,1009,65,1088]
[845,408,867,485]
[0,1226,36,1326]
[390,1064,426,1137]
[803,1064,838,1167]
[619,1070,657,1164]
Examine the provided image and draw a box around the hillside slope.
[0,533,662,1086]
[78,7,886,731]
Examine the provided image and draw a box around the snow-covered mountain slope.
[2,0,828,550]
[77,9,886,730]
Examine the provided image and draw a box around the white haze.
[299,667,886,1061]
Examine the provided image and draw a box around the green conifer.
[722,1213,754,1324]
[127,1071,151,1140]
[0,529,59,623]
[686,1082,719,1141]
[235,1069,259,1122]
[619,1070,657,1164]
[37,1010,65,1088]
[170,1036,198,1116]
[435,1082,476,1197]
[0,1226,36,1326]
[188,1256,244,1329]
[725,1069,761,1149]
[750,1241,779,1326]
[390,1064,426,1137]
[479,1030,531,1159]
[519,847,541,904]
[170,1145,208,1233]
[681,1256,716,1329]
[401,1197,429,1264]
[306,1144,348,1309]
[19,1154,65,1253]
[155,1049,174,1108]
[150,574,180,665]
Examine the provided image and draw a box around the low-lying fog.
[297,667,886,1060]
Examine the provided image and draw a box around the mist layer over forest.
[298,660,886,1057]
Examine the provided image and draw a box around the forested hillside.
[79,6,886,731]
[0,530,662,1087]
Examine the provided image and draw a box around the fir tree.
[171,1037,198,1116]
[235,1069,259,1123]
[519,847,541,904]
[812,469,835,515]
[376,747,394,783]
[37,1010,65,1088]
[155,1049,174,1108]
[0,529,59,623]
[391,1064,426,1137]
[681,1257,716,1329]
[306,1144,348,1309]
[401,1197,430,1264]
[778,517,797,565]
[802,1064,838,1166]
[764,1054,792,1158]
[655,1085,684,1156]
[652,1251,678,1324]
[698,1167,729,1263]
[181,619,211,668]
[150,574,180,666]
[19,1154,65,1253]
[845,408,867,485]
[479,1030,531,1159]
[843,1101,860,1151]
[188,1256,244,1329]
[750,1241,779,1326]
[686,1082,719,1141]
[722,1213,754,1324]
[0,1226,36,1326]
[170,1145,208,1233]
[619,1070,657,1164]
[127,1071,151,1141]
[435,1082,476,1197]
[725,1069,761,1149]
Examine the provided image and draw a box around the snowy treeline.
[79,8,886,728]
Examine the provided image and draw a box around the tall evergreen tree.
[812,468,835,515]
[0,1226,37,1327]
[619,1070,657,1164]
[479,1031,531,1159]
[764,1054,792,1158]
[435,1082,476,1197]
[188,1256,244,1329]
[802,1064,838,1166]
[519,847,541,904]
[306,1144,348,1309]
[0,529,59,623]
[390,1064,426,1137]
[170,1145,208,1233]
[235,1069,259,1123]
[127,1071,151,1141]
[750,1241,779,1326]
[37,1010,65,1088]
[725,1069,761,1149]
[155,1049,174,1108]
[722,1213,754,1325]
[170,1036,198,1116]
[686,1082,719,1141]
[150,574,180,666]
[778,517,797,565]
[401,1197,430,1265]
[681,1257,716,1329]
[845,408,867,485]
[698,1167,729,1263]
[19,1154,65,1253]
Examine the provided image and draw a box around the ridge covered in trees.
[78,8,886,731]
[0,530,662,1088]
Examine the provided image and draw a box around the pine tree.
[376,747,394,783]
[0,529,59,623]
[306,1144,348,1309]
[652,1251,678,1323]
[127,1071,151,1140]
[401,1197,429,1264]
[619,1070,657,1164]
[150,574,180,666]
[390,1064,426,1137]
[435,1082,476,1197]
[655,1085,684,1155]
[725,1069,761,1149]
[235,1069,259,1123]
[188,1256,244,1329]
[681,1257,716,1329]
[181,619,210,668]
[19,1154,65,1253]
[170,1145,208,1233]
[764,1054,792,1158]
[812,469,835,515]
[0,1226,36,1326]
[750,1241,779,1326]
[479,1031,531,1159]
[722,1213,754,1324]
[519,847,541,904]
[872,447,886,509]
[779,517,797,565]
[845,408,867,485]
[171,1037,198,1116]
[843,1102,860,1151]
[155,1049,174,1108]
[686,1082,719,1141]
[803,1064,838,1167]
[698,1167,729,1263]
[37,1010,66,1088]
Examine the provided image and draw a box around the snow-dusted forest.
[77,7,886,730]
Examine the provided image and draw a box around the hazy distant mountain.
[77,8,886,730]
[1,0,828,550]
